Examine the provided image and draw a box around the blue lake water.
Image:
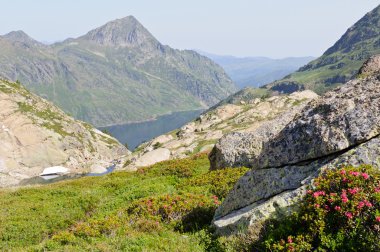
[100,110,204,150]
[17,110,203,186]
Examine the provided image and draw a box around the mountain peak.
[323,4,380,56]
[80,15,159,47]
[2,30,42,46]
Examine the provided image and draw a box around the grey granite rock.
[212,56,380,235]
[210,68,380,170]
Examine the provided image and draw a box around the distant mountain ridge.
[0,16,236,126]
[218,4,380,103]
[265,4,380,94]
[197,50,314,88]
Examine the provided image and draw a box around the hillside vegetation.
[2,153,379,251]
[0,153,248,251]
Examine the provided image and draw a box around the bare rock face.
[358,54,380,75]
[133,148,171,168]
[0,79,128,187]
[209,105,306,169]
[212,56,380,235]
[210,73,380,170]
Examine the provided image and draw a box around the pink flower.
[341,192,349,203]
[348,187,360,195]
[357,201,365,209]
[345,212,353,219]
[361,173,369,180]
[349,171,360,176]
[376,216,380,222]
[334,206,341,211]
[314,204,320,208]
[324,205,330,211]
[287,236,293,243]
[375,187,380,193]
[313,191,326,198]
[365,200,373,208]
[340,169,346,175]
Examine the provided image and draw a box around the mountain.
[265,4,380,94]
[197,51,314,88]
[0,79,127,187]
[0,16,236,127]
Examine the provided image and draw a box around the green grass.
[0,153,249,251]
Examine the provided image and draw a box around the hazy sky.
[1,0,379,58]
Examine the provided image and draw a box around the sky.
[1,0,379,58]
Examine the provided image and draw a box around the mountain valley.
[0,16,236,127]
[1,3,380,251]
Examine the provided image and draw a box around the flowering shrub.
[265,165,380,251]
[127,193,220,231]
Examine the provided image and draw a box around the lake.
[99,110,203,150]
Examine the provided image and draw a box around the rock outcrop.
[211,56,380,235]
[0,79,128,187]
[123,90,318,170]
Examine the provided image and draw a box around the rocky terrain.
[0,16,236,126]
[123,90,317,170]
[210,55,380,235]
[0,79,127,187]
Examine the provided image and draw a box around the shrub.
[126,193,220,228]
[264,165,380,252]
[184,167,249,199]
[138,153,209,178]
[51,230,76,245]
[130,218,163,233]
[71,216,121,238]
[153,142,163,149]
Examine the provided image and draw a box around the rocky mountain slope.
[266,4,380,94]
[123,90,317,170]
[0,79,127,187]
[210,55,380,235]
[198,51,314,88]
[231,4,380,100]
[0,16,236,126]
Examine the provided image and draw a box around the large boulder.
[134,148,171,168]
[211,55,380,235]
[210,74,380,170]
